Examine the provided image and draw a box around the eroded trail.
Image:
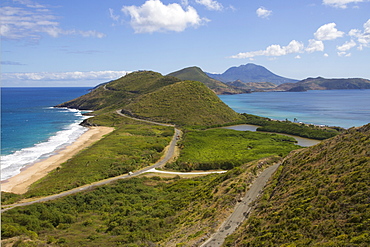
[201,163,280,247]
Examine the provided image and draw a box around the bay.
[1,87,90,181]
[219,89,370,129]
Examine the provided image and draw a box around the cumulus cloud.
[122,0,208,33]
[0,1,105,40]
[230,40,304,59]
[322,0,369,9]
[2,71,131,81]
[349,19,370,49]
[314,23,344,40]
[256,7,272,18]
[195,0,223,11]
[306,39,325,53]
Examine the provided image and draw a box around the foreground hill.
[225,123,370,246]
[168,66,250,94]
[58,71,243,127]
[271,77,370,91]
[123,80,244,127]
[207,63,298,85]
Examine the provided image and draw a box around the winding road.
[2,111,283,247]
[1,111,219,212]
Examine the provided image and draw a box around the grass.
[20,113,174,198]
[125,80,244,127]
[166,128,299,171]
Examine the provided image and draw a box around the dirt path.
[201,163,280,247]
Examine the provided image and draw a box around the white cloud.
[2,71,131,81]
[306,39,325,53]
[0,2,105,40]
[337,39,357,51]
[295,55,301,59]
[322,0,369,9]
[230,40,304,58]
[337,51,352,56]
[324,53,329,57]
[314,23,344,40]
[256,7,272,18]
[195,0,223,11]
[349,19,370,49]
[122,0,208,33]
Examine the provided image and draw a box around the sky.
[1,0,370,87]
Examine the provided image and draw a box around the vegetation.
[21,114,174,198]
[168,66,249,94]
[166,128,299,171]
[242,113,342,140]
[1,158,279,247]
[224,123,370,246]
[125,80,244,127]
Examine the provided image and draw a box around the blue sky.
[1,0,369,86]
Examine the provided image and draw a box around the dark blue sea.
[219,89,370,129]
[1,87,90,181]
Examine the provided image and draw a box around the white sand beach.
[1,126,114,194]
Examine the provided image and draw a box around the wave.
[1,108,90,181]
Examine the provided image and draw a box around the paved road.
[1,112,181,212]
[201,163,280,247]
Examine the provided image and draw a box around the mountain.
[225,123,370,246]
[57,71,243,127]
[207,63,298,85]
[167,66,250,94]
[270,77,370,91]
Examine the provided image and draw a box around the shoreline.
[1,126,114,194]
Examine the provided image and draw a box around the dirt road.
[201,163,280,247]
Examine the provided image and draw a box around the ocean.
[219,89,370,129]
[1,88,369,181]
[1,87,91,181]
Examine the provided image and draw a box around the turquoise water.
[219,89,370,128]
[1,87,90,180]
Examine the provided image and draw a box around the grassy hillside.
[168,66,249,94]
[224,124,370,246]
[57,71,181,112]
[123,80,245,127]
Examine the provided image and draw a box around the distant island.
[169,63,370,94]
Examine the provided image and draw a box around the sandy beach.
[1,126,114,194]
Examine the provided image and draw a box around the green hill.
[168,66,250,94]
[123,80,244,127]
[57,71,181,111]
[224,123,370,246]
[272,77,370,91]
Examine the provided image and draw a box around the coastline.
[1,126,114,194]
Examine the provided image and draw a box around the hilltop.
[124,80,244,127]
[207,63,298,85]
[57,71,243,127]
[225,123,370,246]
[167,66,250,94]
[271,77,370,91]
